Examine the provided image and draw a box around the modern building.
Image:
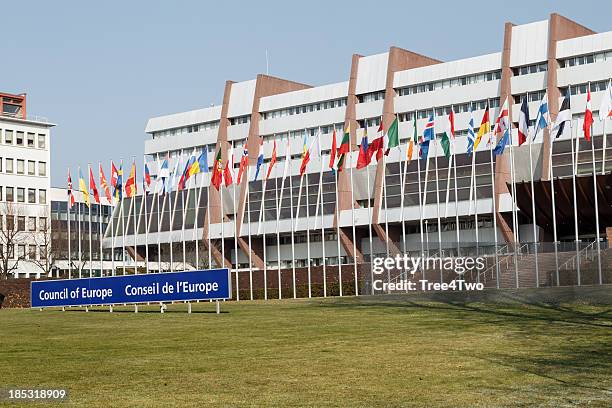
[105,13,612,297]
[0,92,54,279]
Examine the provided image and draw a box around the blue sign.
[31,269,231,308]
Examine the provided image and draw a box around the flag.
[237,145,248,184]
[167,158,180,194]
[178,154,196,190]
[467,109,476,155]
[157,156,170,194]
[89,167,100,204]
[67,169,75,209]
[265,139,277,180]
[79,168,90,208]
[552,93,571,139]
[125,161,137,197]
[211,148,223,190]
[440,110,454,159]
[356,129,370,169]
[99,164,111,203]
[336,124,350,171]
[494,98,510,140]
[367,123,384,163]
[113,164,123,201]
[599,79,612,121]
[283,137,292,181]
[494,129,510,156]
[110,161,118,188]
[187,152,200,178]
[197,149,209,173]
[329,128,337,170]
[299,134,311,176]
[583,88,593,142]
[474,105,490,150]
[254,137,264,180]
[518,97,530,146]
[406,117,416,164]
[144,163,151,193]
[385,117,399,155]
[224,147,234,186]
[423,114,435,141]
[533,93,550,141]
[420,141,431,162]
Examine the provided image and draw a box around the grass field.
[1,291,611,407]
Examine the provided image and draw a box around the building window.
[39,189,47,204]
[396,70,501,96]
[28,188,36,203]
[16,159,24,174]
[27,133,35,147]
[28,160,35,175]
[0,157,2,172]
[17,216,25,231]
[28,216,36,231]
[17,188,24,203]
[17,244,25,259]
[28,245,37,260]
[559,50,612,68]
[38,134,46,149]
[0,186,2,200]
[357,91,385,103]
[6,187,14,202]
[512,62,548,76]
[6,159,13,174]
[16,131,24,146]
[5,130,13,144]
[39,245,47,260]
[39,217,47,231]
[38,161,46,176]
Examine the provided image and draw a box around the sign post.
[31,269,231,310]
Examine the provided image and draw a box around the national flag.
[157,156,170,194]
[113,164,123,201]
[533,93,550,141]
[178,154,196,190]
[583,88,593,142]
[467,109,476,155]
[110,161,118,188]
[144,163,151,193]
[518,98,530,146]
[406,116,417,164]
[494,128,510,156]
[265,139,277,180]
[474,105,490,150]
[99,164,112,203]
[493,98,511,156]
[299,134,311,176]
[336,124,350,171]
[197,149,209,174]
[89,166,100,204]
[366,133,384,164]
[385,117,400,155]
[167,158,181,194]
[329,128,337,170]
[599,79,612,121]
[552,93,571,139]
[79,168,90,208]
[423,114,435,141]
[282,137,292,181]
[125,161,137,198]
[187,152,201,177]
[254,137,264,180]
[211,148,223,190]
[440,110,455,159]
[67,169,75,209]
[237,145,248,184]
[356,129,370,169]
[224,147,234,186]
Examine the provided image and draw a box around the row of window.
[0,129,46,149]
[0,187,47,204]
[512,62,548,76]
[229,115,251,125]
[151,120,220,139]
[2,215,48,232]
[261,98,348,120]
[397,98,501,122]
[559,49,612,68]
[563,80,610,96]
[1,243,48,261]
[357,91,385,103]
[0,158,46,176]
[513,89,547,104]
[396,70,502,97]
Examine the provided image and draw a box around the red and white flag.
[583,88,594,142]
[265,139,277,180]
[224,147,234,186]
[236,145,249,184]
[328,128,337,170]
[599,80,612,121]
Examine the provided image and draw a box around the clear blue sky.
[3,0,611,186]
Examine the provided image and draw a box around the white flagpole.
[98,164,104,275]
[487,103,499,288]
[508,111,520,288]
[364,131,374,293]
[88,164,93,277]
[193,158,202,270]
[349,129,358,295]
[526,93,540,286]
[231,143,240,299]
[156,161,162,273]
[589,115,602,284]
[333,126,343,296]
[274,166,281,299]
[159,168,170,273]
[432,109,443,267]
[452,126,460,256]
[547,114,560,285]
[168,158,178,273]
[570,118,581,285]
[77,181,82,278]
[143,158,150,274]
[67,172,72,279]
[221,157,226,272]
[181,177,187,270]
[131,158,138,274]
[400,121,409,257]
[109,166,116,276]
[260,162,268,300]
[416,118,424,263]
[246,165,253,300]
[287,141,297,298]
[381,132,390,261]
[305,132,312,298]
[207,169,212,269]
[120,159,126,275]
[317,128,327,297]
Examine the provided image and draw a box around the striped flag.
[67,169,75,209]
[99,163,112,202]
[583,88,593,142]
[518,97,530,146]
[533,93,550,141]
[467,109,476,155]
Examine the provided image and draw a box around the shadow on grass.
[63,308,229,314]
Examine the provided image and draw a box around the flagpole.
[507,106,520,288]
[317,128,327,297]
[287,141,297,299]
[88,163,93,277]
[524,94,540,286]
[467,106,479,261]
[364,130,374,294]
[246,165,253,300]
[221,154,226,273]
[415,115,425,264]
[77,176,82,278]
[156,164,162,273]
[232,143,240,299]
[487,103,500,288]
[587,99,602,284]
[207,169,212,270]
[168,158,177,273]
[120,159,126,275]
[261,162,268,300]
[305,131,312,298]
[570,118,581,285]
[98,163,104,275]
[349,128,358,296]
[181,175,187,270]
[143,158,150,274]
[432,109,442,267]
[399,117,409,256]
[193,158,201,270]
[67,170,72,279]
[381,125,390,261]
[274,165,281,299]
[332,126,343,296]
[547,112,560,285]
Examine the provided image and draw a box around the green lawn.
[1,292,611,407]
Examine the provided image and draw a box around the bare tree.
[0,202,29,279]
[31,209,68,277]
